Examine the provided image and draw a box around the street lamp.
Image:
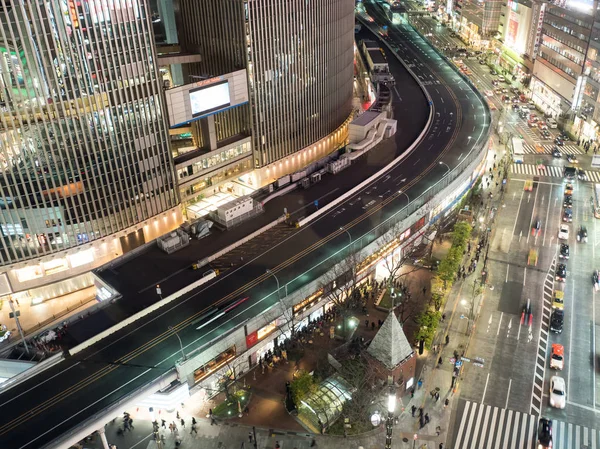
[340,226,352,248]
[439,160,450,173]
[169,326,187,362]
[8,299,29,354]
[385,386,396,449]
[266,269,281,299]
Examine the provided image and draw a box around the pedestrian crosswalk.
[454,400,600,449]
[510,163,600,182]
[522,143,584,155]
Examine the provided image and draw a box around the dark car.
[578,169,587,181]
[492,79,500,86]
[519,111,528,119]
[564,166,577,180]
[556,264,567,282]
[550,309,564,333]
[538,418,553,449]
[578,225,588,243]
[567,154,578,163]
[490,68,497,75]
[541,130,551,139]
[552,148,561,158]
[563,195,573,207]
[532,219,542,236]
[559,243,570,259]
[512,103,520,110]
[559,131,570,141]
[563,207,573,222]
[478,59,486,65]
[555,137,564,146]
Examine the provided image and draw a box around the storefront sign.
[532,4,546,58]
[246,330,258,348]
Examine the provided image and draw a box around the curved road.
[0,14,490,449]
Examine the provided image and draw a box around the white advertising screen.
[190,81,231,117]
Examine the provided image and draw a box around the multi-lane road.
[403,11,600,448]
[0,11,490,449]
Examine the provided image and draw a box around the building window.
[193,346,237,384]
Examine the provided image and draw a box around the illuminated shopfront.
[572,115,599,142]
[531,78,563,118]
[193,346,237,384]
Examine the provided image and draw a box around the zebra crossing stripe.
[454,400,600,449]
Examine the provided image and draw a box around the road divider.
[0,352,64,394]
[297,16,435,228]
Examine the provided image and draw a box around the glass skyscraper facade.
[0,0,178,265]
[175,0,355,168]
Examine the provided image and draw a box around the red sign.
[246,331,258,348]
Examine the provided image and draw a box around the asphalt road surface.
[459,158,600,430]
[0,14,490,449]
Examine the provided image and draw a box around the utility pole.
[9,298,29,354]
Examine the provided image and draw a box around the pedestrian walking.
[192,417,197,425]
[275,441,281,449]
[180,418,185,428]
[425,413,430,424]
[249,432,254,443]
[411,405,416,417]
[444,398,450,408]
[172,422,177,432]
[161,419,166,429]
[190,423,198,435]
[311,439,317,447]
[169,423,174,433]
[440,443,444,449]
[435,391,440,402]
[418,407,423,418]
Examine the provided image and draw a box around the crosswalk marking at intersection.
[510,163,600,182]
[453,400,600,449]
[522,143,584,155]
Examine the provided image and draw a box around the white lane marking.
[505,378,512,409]
[506,264,510,283]
[511,189,525,240]
[0,362,82,408]
[497,312,503,336]
[543,184,553,246]
[482,372,490,404]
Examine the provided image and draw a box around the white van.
[547,118,558,129]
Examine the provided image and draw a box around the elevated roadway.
[0,14,490,449]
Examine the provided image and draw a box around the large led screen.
[190,81,231,117]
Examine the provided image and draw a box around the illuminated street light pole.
[340,226,352,252]
[385,385,396,449]
[266,269,281,299]
[8,299,29,354]
[168,326,186,362]
[439,160,450,173]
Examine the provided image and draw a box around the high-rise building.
[530,1,593,123]
[174,0,354,177]
[0,1,181,302]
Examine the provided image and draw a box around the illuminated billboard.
[165,69,248,127]
[190,81,231,117]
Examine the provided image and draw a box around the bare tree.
[216,356,247,401]
[376,223,421,303]
[319,251,362,339]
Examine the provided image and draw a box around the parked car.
[555,263,567,282]
[550,344,565,370]
[550,310,564,334]
[549,376,566,408]
[558,224,569,240]
[559,243,569,259]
